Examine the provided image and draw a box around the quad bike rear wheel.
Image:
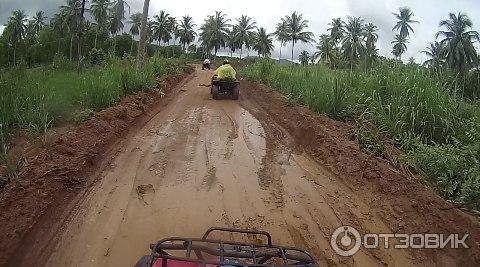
[232,85,239,100]
[212,85,220,100]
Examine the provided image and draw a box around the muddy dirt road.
[31,67,478,266]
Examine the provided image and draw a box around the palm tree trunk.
[13,44,16,67]
[136,0,151,71]
[78,32,83,63]
[240,46,243,59]
[113,34,117,55]
[70,35,74,60]
[279,42,282,61]
[130,39,135,55]
[291,41,294,62]
[94,27,99,48]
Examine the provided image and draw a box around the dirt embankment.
[239,80,480,265]
[0,68,194,265]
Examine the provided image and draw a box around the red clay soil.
[0,68,194,265]
[239,80,480,265]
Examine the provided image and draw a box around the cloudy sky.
[1,0,479,62]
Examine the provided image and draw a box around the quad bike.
[202,62,211,70]
[135,227,318,267]
[211,76,240,100]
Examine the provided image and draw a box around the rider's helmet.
[223,59,230,65]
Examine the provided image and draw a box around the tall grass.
[0,56,186,157]
[242,59,480,211]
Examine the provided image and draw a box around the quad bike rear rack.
[139,227,318,267]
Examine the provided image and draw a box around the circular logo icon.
[330,226,361,256]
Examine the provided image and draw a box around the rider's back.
[215,64,236,80]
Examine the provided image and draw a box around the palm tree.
[111,0,130,22]
[30,11,47,36]
[314,34,335,66]
[235,15,257,59]
[253,27,274,57]
[245,31,256,57]
[109,0,129,52]
[60,0,83,60]
[392,34,408,61]
[152,10,171,46]
[129,12,142,36]
[51,12,68,53]
[146,20,155,43]
[274,19,289,60]
[392,7,418,38]
[199,11,230,57]
[422,41,445,72]
[328,17,344,46]
[178,15,196,50]
[343,16,365,69]
[285,11,314,61]
[168,17,177,45]
[109,10,126,36]
[436,13,480,73]
[136,0,150,70]
[108,14,124,36]
[299,50,309,65]
[364,23,378,49]
[168,17,178,56]
[90,0,111,47]
[363,23,378,68]
[6,10,27,65]
[226,26,239,57]
[128,12,142,53]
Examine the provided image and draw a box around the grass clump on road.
[242,59,480,211]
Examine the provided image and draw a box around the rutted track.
[20,66,479,266]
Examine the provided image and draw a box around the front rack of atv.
[144,227,318,267]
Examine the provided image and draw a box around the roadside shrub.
[463,69,480,100]
[120,66,151,95]
[0,152,25,188]
[155,45,184,58]
[354,126,386,156]
[406,143,480,210]
[52,53,76,70]
[88,48,107,65]
[73,109,95,123]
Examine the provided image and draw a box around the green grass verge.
[0,56,188,187]
[241,59,480,211]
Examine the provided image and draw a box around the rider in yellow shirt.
[214,60,236,80]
